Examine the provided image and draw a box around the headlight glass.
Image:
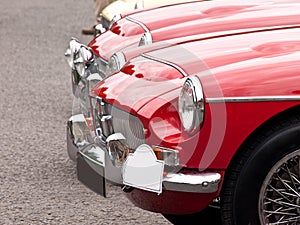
[178,76,204,134]
[74,45,94,77]
[138,32,152,46]
[107,52,126,75]
[65,38,81,69]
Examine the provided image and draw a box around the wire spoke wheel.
[259,149,300,225]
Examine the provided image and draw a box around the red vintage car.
[66,0,300,161]
[67,1,300,225]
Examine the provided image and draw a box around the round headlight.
[73,45,94,77]
[107,52,126,75]
[138,32,152,46]
[178,76,205,134]
[65,38,81,69]
[135,0,144,9]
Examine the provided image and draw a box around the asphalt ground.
[0,0,172,224]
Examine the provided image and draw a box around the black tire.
[220,115,300,225]
[162,206,222,225]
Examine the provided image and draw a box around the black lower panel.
[77,153,106,197]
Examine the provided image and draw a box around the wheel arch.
[220,103,300,225]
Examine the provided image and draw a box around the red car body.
[69,0,300,224]
[91,26,300,212]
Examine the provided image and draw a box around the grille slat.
[93,99,145,149]
[111,106,145,149]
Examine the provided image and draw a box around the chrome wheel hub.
[259,150,300,225]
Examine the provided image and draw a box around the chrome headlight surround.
[65,38,82,69]
[178,76,205,134]
[94,23,107,37]
[107,52,126,75]
[138,32,152,46]
[73,45,94,77]
[135,0,144,9]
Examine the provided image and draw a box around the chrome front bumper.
[67,113,222,195]
[76,139,222,196]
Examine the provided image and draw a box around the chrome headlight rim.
[73,45,95,77]
[138,32,152,46]
[107,52,126,75]
[65,37,82,69]
[178,76,205,135]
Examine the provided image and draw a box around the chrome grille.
[110,106,145,149]
[92,98,145,149]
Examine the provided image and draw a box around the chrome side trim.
[126,16,150,33]
[163,172,221,193]
[206,96,300,103]
[141,53,188,77]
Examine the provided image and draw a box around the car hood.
[145,27,300,100]
[90,0,300,61]
[90,55,185,114]
[91,26,300,118]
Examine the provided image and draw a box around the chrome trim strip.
[126,16,150,33]
[141,53,188,77]
[206,96,300,103]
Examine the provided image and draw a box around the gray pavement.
[0,0,171,224]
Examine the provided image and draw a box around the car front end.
[64,0,300,222]
[77,54,224,214]
[74,18,300,220]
